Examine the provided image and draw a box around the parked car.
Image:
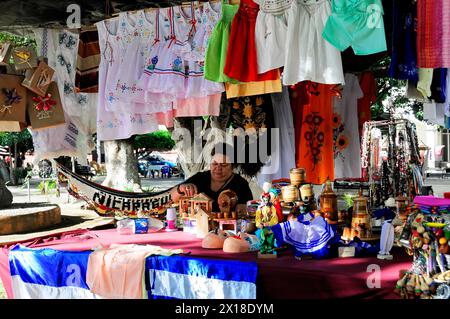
[137,156,179,178]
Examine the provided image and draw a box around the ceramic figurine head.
[261,192,271,205]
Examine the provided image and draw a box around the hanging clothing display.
[357,71,376,136]
[289,82,309,168]
[296,82,341,184]
[187,1,222,62]
[333,73,363,179]
[417,68,433,99]
[100,11,172,114]
[423,102,446,127]
[30,28,96,161]
[388,0,418,82]
[96,17,164,141]
[173,93,222,117]
[430,68,447,104]
[254,0,291,74]
[227,93,275,176]
[283,0,344,86]
[75,28,100,93]
[322,0,387,55]
[417,0,450,68]
[224,74,282,99]
[223,0,279,82]
[258,86,296,184]
[204,0,239,83]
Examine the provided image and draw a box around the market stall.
[0,0,450,300]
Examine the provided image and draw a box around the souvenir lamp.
[320,179,338,223]
[349,189,372,240]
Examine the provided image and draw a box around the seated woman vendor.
[170,143,253,213]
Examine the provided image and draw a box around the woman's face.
[210,154,233,183]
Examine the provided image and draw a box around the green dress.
[204,0,239,83]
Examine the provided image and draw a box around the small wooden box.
[22,61,55,97]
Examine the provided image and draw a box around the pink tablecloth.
[0,229,412,299]
[414,196,450,207]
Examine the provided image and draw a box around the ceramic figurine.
[255,191,279,258]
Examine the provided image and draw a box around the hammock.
[55,161,175,217]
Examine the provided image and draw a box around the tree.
[0,130,33,184]
[132,130,175,158]
[371,57,424,121]
[102,139,142,192]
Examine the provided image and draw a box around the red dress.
[223,0,279,82]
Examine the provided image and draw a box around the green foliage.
[0,130,33,152]
[371,57,424,121]
[132,130,175,151]
[0,33,36,47]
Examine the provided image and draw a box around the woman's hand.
[179,183,198,197]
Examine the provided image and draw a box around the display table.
[0,229,411,299]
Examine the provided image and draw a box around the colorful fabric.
[417,0,450,68]
[272,216,334,258]
[224,76,282,98]
[204,0,239,83]
[388,0,418,82]
[9,246,100,299]
[296,82,341,184]
[86,244,182,299]
[8,245,257,299]
[357,71,376,136]
[146,255,257,299]
[56,161,172,217]
[75,28,100,93]
[223,0,279,82]
[322,0,387,55]
[333,73,363,179]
